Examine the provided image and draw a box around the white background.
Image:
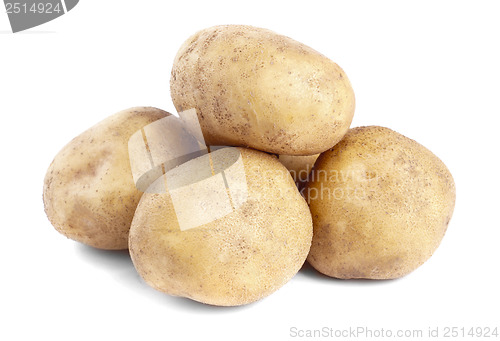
[1,1,499,340]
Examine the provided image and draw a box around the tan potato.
[279,154,319,186]
[43,107,169,250]
[170,25,355,156]
[129,147,313,306]
[305,126,456,279]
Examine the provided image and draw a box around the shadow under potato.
[75,243,254,311]
[74,243,394,310]
[168,293,253,312]
[75,244,142,288]
[298,261,397,286]
[76,243,132,268]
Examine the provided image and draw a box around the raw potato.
[279,154,319,186]
[170,25,355,155]
[43,107,169,250]
[305,126,456,279]
[129,148,313,306]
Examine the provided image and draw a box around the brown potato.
[305,126,456,279]
[43,107,169,250]
[279,154,319,186]
[129,147,313,306]
[170,25,355,155]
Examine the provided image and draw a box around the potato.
[129,147,313,306]
[170,25,355,156]
[305,126,456,279]
[279,154,319,186]
[43,107,169,250]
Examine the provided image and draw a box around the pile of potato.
[43,25,455,306]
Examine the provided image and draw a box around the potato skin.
[43,107,169,250]
[279,154,319,186]
[129,148,313,306]
[305,126,456,279]
[170,25,355,155]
